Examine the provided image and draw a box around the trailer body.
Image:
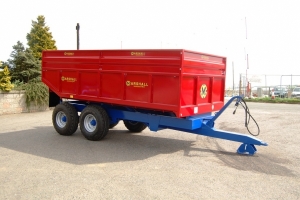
[42,49,267,155]
[42,49,225,117]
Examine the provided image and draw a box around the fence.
[225,74,300,98]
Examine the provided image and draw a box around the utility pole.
[76,23,80,50]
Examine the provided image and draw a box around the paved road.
[0,102,300,199]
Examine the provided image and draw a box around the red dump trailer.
[42,49,225,117]
[42,49,267,155]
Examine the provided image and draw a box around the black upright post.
[76,23,80,50]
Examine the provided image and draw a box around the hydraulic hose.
[233,98,260,136]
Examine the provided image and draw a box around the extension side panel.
[180,50,226,117]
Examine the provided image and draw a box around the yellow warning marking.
[200,84,207,98]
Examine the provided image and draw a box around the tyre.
[80,105,109,141]
[109,121,119,129]
[52,102,79,136]
[123,120,147,132]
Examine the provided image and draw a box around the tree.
[10,41,25,58]
[0,66,14,92]
[6,41,25,72]
[8,41,41,83]
[0,60,10,71]
[26,15,57,60]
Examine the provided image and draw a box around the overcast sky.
[1,0,299,87]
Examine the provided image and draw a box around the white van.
[292,87,300,98]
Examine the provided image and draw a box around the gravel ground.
[0,102,299,199]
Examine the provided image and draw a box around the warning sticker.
[200,84,207,98]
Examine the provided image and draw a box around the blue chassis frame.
[68,96,267,155]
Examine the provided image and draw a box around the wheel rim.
[56,111,67,128]
[84,114,97,132]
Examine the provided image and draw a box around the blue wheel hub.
[83,114,97,132]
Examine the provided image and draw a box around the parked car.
[273,87,288,98]
[292,87,300,98]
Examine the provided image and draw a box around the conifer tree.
[0,66,14,92]
[8,41,41,83]
[26,15,57,60]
